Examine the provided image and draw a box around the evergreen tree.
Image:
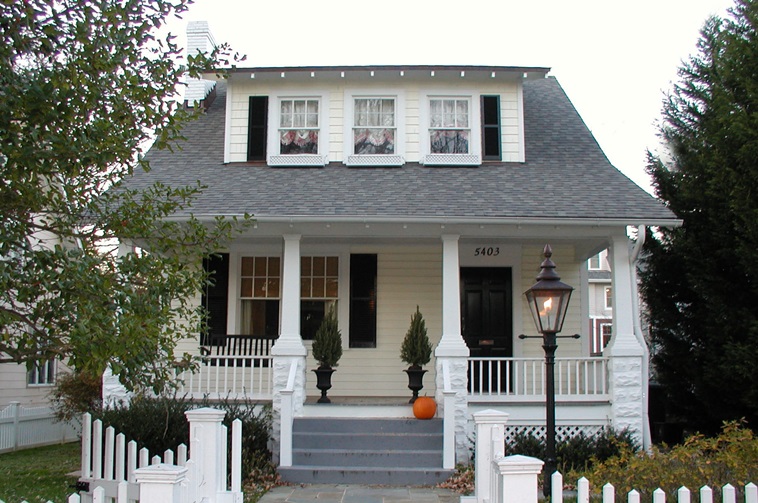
[0,1,247,393]
[640,0,758,433]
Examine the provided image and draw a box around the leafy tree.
[640,0,758,433]
[0,0,247,392]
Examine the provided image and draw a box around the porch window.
[240,256,281,337]
[300,256,339,340]
[28,358,56,386]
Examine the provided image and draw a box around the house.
[109,22,680,484]
[588,249,613,357]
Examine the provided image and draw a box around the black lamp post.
[522,244,574,498]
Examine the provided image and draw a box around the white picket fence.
[0,401,79,453]
[77,407,242,503]
[467,409,758,503]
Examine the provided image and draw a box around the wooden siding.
[519,245,584,359]
[305,246,442,398]
[226,79,522,164]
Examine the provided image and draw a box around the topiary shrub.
[311,305,342,368]
[400,306,432,369]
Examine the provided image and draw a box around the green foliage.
[0,0,249,393]
[311,305,342,368]
[0,442,80,503]
[503,427,639,473]
[93,394,272,482]
[50,370,103,423]
[580,421,758,500]
[640,0,758,432]
[400,306,432,368]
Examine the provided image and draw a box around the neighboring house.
[588,249,613,357]
[112,22,680,483]
[0,228,65,409]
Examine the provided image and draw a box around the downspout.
[629,225,652,449]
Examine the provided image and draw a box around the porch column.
[435,235,470,463]
[606,234,645,445]
[271,234,307,464]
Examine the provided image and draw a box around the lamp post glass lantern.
[523,244,574,498]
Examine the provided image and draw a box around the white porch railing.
[174,355,274,400]
[467,357,609,401]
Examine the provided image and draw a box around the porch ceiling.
[220,217,623,260]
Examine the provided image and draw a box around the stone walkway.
[258,484,461,502]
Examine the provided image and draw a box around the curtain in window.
[280,100,319,154]
[429,99,469,154]
[353,98,395,154]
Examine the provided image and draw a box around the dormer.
[219,65,549,167]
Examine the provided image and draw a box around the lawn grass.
[0,442,80,503]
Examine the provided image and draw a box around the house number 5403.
[474,247,500,256]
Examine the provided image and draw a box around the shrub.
[91,393,272,483]
[50,370,102,423]
[400,306,432,368]
[503,427,638,473]
[311,305,342,368]
[579,421,758,500]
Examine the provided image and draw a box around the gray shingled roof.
[132,77,676,223]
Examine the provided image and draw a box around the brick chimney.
[184,21,217,107]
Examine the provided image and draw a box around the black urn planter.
[404,366,428,404]
[313,367,336,403]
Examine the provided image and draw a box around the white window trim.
[28,358,56,386]
[588,253,602,270]
[343,90,406,167]
[420,91,481,166]
[267,91,330,167]
[604,286,613,310]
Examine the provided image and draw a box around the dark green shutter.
[202,253,229,345]
[247,96,268,161]
[349,254,377,348]
[481,96,501,160]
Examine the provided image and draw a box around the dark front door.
[461,267,513,392]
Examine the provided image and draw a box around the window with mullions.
[429,98,470,154]
[353,98,395,155]
[240,257,281,337]
[279,99,319,154]
[28,358,56,386]
[301,256,339,340]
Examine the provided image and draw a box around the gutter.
[165,213,683,229]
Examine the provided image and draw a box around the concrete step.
[292,430,442,450]
[281,417,451,486]
[277,465,454,486]
[292,448,443,468]
[293,417,443,434]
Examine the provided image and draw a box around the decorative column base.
[435,354,469,464]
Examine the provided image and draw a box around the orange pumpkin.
[413,396,437,420]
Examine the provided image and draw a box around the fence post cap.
[495,455,544,474]
[472,409,510,424]
[184,407,227,421]
[133,463,188,483]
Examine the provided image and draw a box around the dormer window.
[345,91,405,166]
[279,99,319,154]
[429,98,470,154]
[354,98,395,154]
[422,93,481,166]
[267,93,330,167]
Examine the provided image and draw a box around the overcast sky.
[168,0,735,193]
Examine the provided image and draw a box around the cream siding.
[305,246,442,398]
[0,362,66,408]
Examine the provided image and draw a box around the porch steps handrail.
[467,356,609,400]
